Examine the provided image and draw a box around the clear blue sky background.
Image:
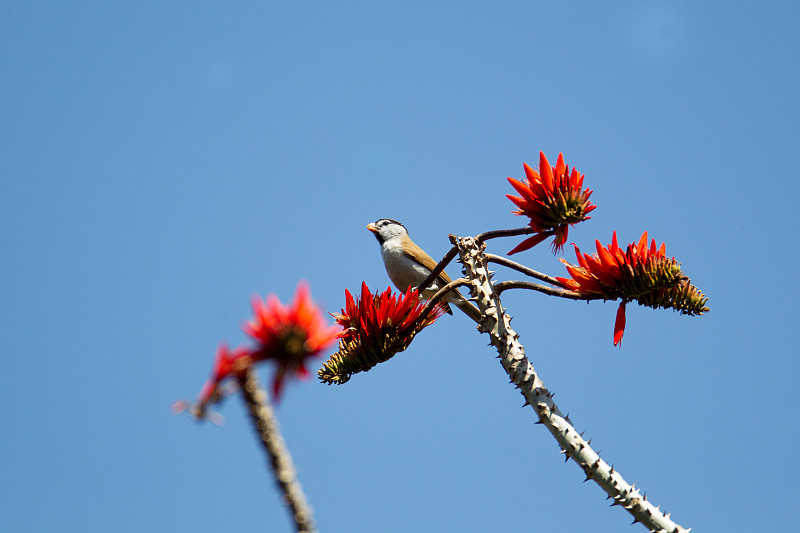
[2,2,798,531]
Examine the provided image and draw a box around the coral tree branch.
[493,280,603,300]
[415,245,459,295]
[484,253,565,287]
[450,235,690,533]
[239,369,317,533]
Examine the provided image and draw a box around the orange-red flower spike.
[507,151,596,254]
[556,232,706,345]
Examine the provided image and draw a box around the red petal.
[555,153,567,178]
[507,178,539,208]
[506,194,532,214]
[596,240,616,267]
[637,232,648,254]
[344,288,355,315]
[570,168,582,188]
[613,302,627,346]
[523,162,538,181]
[271,366,287,402]
[507,177,531,197]
[507,232,550,255]
[539,152,554,191]
[360,281,371,306]
[552,226,568,252]
[573,245,589,268]
[555,275,579,290]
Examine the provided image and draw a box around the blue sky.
[2,2,798,531]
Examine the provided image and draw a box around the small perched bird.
[367,218,482,323]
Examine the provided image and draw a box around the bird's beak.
[366,223,378,233]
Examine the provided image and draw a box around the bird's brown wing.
[402,238,453,285]
[402,237,455,315]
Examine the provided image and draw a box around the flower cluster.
[178,149,709,413]
[173,343,255,422]
[318,282,445,385]
[507,152,596,254]
[557,232,709,345]
[244,282,341,396]
[183,282,339,420]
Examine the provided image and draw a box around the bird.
[367,218,482,323]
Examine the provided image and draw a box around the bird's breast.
[380,244,432,292]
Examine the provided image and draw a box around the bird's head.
[366,218,409,245]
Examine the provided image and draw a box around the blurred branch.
[450,234,690,533]
[239,369,317,533]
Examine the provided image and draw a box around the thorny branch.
[415,228,572,302]
[450,234,690,533]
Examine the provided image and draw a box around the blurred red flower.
[188,343,254,420]
[180,282,339,420]
[507,151,596,254]
[244,281,341,399]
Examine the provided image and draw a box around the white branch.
[451,235,690,533]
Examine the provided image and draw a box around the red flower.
[177,282,339,421]
[319,282,445,384]
[194,343,255,417]
[171,343,255,422]
[244,281,341,399]
[507,152,596,254]
[557,232,708,345]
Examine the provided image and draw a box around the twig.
[494,280,604,300]
[239,369,317,533]
[416,245,459,295]
[419,278,473,321]
[451,234,690,533]
[484,253,565,287]
[475,226,534,243]
[416,227,552,295]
